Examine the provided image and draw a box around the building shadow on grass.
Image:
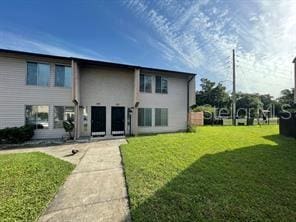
[130,135,296,221]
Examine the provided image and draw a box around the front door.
[111,107,125,136]
[91,106,106,137]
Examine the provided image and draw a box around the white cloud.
[0,31,102,60]
[123,0,296,96]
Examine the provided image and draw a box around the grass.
[121,125,296,221]
[0,152,74,221]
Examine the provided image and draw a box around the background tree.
[195,78,230,108]
[236,93,263,118]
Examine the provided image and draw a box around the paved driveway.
[1,139,131,222]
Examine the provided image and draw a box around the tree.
[277,88,296,112]
[278,88,295,106]
[196,78,231,108]
[236,93,263,118]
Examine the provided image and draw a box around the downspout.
[71,59,79,140]
[187,75,195,125]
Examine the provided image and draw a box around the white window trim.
[53,106,75,128]
[25,105,49,130]
[26,61,51,87]
[54,64,72,88]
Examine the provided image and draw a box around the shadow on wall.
[131,135,296,221]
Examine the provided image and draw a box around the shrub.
[63,120,75,140]
[0,125,34,144]
[192,105,215,113]
[187,125,197,133]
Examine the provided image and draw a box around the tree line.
[194,78,295,118]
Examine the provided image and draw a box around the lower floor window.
[138,108,152,127]
[155,108,168,126]
[54,106,75,128]
[25,105,49,129]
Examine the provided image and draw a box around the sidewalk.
[38,139,130,222]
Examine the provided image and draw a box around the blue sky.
[0,0,295,97]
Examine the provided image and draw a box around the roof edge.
[0,48,196,76]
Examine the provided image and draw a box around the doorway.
[91,106,106,137]
[111,107,125,136]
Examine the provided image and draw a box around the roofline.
[0,48,196,76]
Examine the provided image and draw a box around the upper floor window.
[140,74,152,93]
[138,108,152,127]
[27,62,50,86]
[55,65,72,88]
[25,105,49,129]
[155,76,168,94]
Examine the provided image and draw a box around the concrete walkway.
[35,139,131,222]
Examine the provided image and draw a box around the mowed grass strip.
[121,126,296,221]
[0,152,74,221]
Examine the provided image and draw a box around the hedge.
[0,125,34,144]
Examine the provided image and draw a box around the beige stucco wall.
[0,53,72,139]
[79,65,134,136]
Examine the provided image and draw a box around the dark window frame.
[138,108,152,127]
[155,108,168,126]
[155,76,168,94]
[140,74,152,93]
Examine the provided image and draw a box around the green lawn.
[121,125,296,221]
[0,152,74,221]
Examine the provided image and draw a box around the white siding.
[138,72,189,134]
[0,54,72,139]
[0,52,196,139]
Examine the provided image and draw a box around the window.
[140,74,152,93]
[55,65,72,87]
[25,105,49,129]
[27,62,50,86]
[54,106,75,128]
[138,108,152,127]
[155,76,168,93]
[155,108,168,126]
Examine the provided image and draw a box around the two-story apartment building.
[0,49,196,139]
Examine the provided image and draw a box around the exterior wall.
[0,51,196,139]
[0,53,72,139]
[137,71,191,134]
[79,65,134,136]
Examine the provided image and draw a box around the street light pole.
[232,49,236,126]
[293,57,296,103]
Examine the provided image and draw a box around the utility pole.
[293,57,296,103]
[232,49,236,126]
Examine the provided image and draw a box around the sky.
[0,0,295,97]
